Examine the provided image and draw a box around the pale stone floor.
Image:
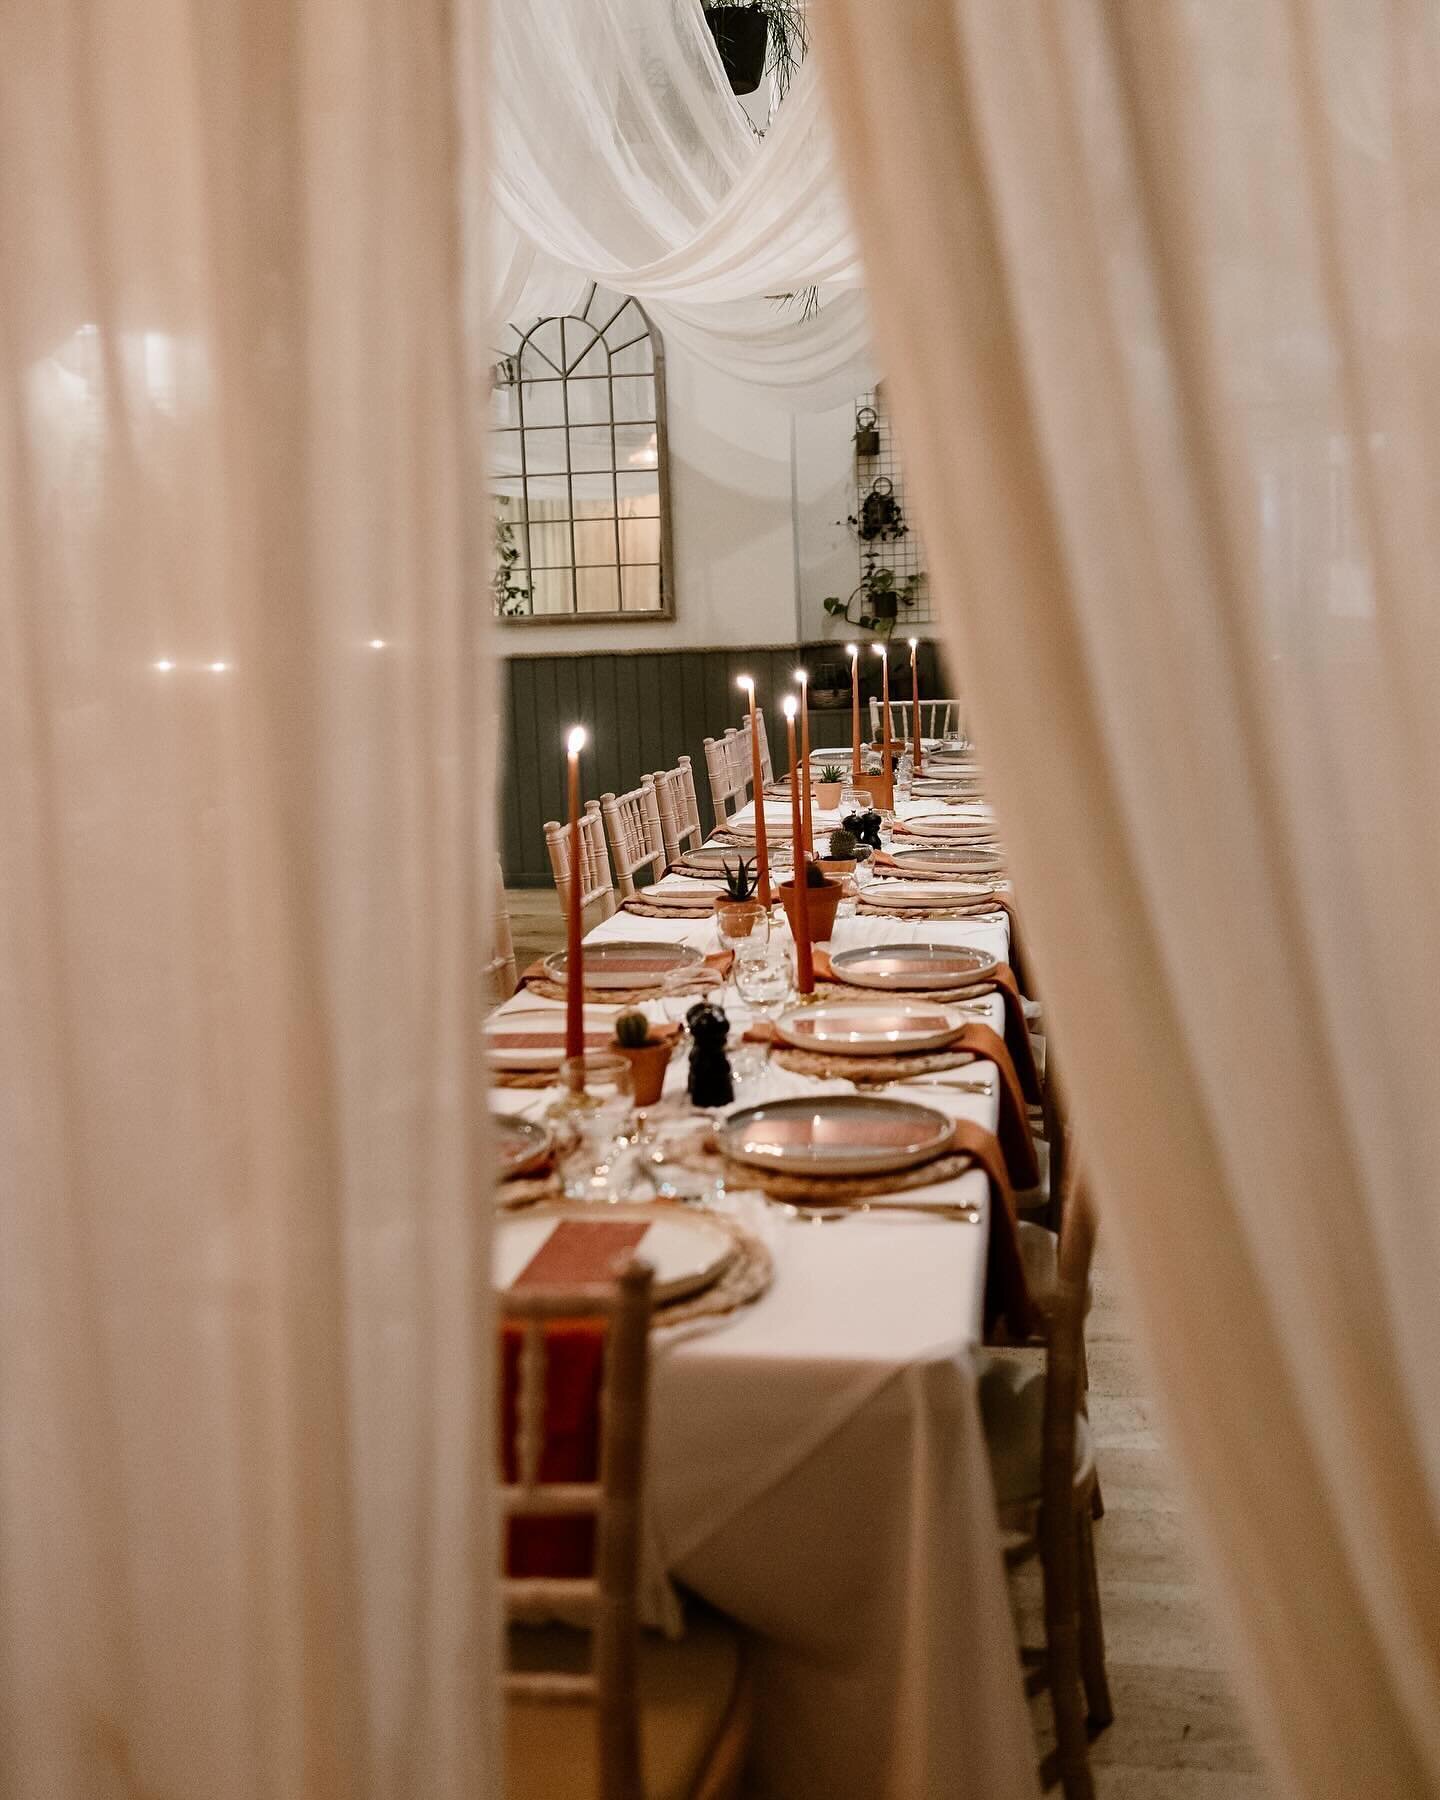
[502,889,1273,1798]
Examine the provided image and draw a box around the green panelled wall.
[499,640,950,885]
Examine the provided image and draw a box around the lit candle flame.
[566,726,587,755]
[793,666,808,684]
[908,637,918,650]
[737,674,754,693]
[872,643,887,659]
[783,695,798,720]
[846,642,858,660]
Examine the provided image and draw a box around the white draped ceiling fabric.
[489,0,873,407]
[816,1,1440,1796]
[0,2,495,1795]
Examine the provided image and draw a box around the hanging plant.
[823,556,924,641]
[851,476,907,543]
[853,405,880,459]
[702,2,808,101]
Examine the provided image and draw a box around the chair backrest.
[501,1260,655,1800]
[1043,1174,1096,1524]
[543,802,617,923]
[651,756,704,865]
[868,696,962,743]
[599,780,666,898]
[752,708,775,786]
[484,864,519,1009]
[703,732,747,830]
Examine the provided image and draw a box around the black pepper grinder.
[685,1000,734,1108]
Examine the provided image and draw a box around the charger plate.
[543,940,701,993]
[856,879,998,908]
[675,845,767,876]
[494,1112,553,1179]
[886,847,1007,877]
[773,999,966,1057]
[494,1203,736,1306]
[828,942,998,992]
[486,1004,619,1071]
[718,1093,954,1178]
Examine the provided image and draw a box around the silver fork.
[771,1196,982,1224]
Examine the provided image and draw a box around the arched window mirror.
[491,287,673,621]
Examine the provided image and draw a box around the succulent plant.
[614,1011,655,1049]
[818,764,844,784]
[828,827,859,860]
[721,856,756,901]
[802,858,833,889]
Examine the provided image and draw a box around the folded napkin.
[500,1218,650,1579]
[948,1120,1042,1343]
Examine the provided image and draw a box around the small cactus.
[828,827,859,860]
[803,858,834,889]
[614,1011,654,1049]
[721,856,756,901]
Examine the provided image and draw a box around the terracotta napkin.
[948,1120,1041,1343]
[500,1219,650,1578]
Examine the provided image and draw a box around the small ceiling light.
[152,658,175,673]
[207,660,230,673]
[368,638,386,650]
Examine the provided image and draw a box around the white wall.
[495,337,860,655]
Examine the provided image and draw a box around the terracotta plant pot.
[778,877,843,945]
[714,897,766,938]
[815,781,843,810]
[615,1039,672,1108]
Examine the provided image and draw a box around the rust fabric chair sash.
[950,1118,1041,1344]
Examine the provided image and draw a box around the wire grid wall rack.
[852,387,932,627]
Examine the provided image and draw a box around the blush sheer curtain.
[816,1,1440,1795]
[0,2,496,1796]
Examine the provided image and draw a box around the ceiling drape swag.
[487,0,872,406]
[815,1,1440,1795]
[0,2,496,1794]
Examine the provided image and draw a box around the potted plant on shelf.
[778,859,843,945]
[814,764,845,811]
[612,1012,672,1108]
[714,857,766,938]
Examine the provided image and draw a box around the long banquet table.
[491,789,1040,1800]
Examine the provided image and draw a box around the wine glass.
[555,1052,636,1203]
[715,898,770,960]
[730,941,794,1080]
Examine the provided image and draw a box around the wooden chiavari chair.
[651,756,705,868]
[543,801,617,926]
[736,711,774,789]
[868,695,963,743]
[702,733,747,832]
[981,1178,1112,1800]
[599,780,667,898]
[502,1260,753,1800]
[485,864,520,1009]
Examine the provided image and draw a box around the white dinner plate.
[543,940,702,992]
[493,1204,736,1304]
[860,879,1000,907]
[485,1004,618,1071]
[827,942,998,991]
[718,1094,955,1177]
[774,999,967,1056]
[886,847,1007,877]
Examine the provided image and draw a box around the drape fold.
[0,2,496,1794]
[814,1,1440,1795]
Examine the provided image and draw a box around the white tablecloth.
[493,882,1038,1800]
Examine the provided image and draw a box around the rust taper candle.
[736,676,771,905]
